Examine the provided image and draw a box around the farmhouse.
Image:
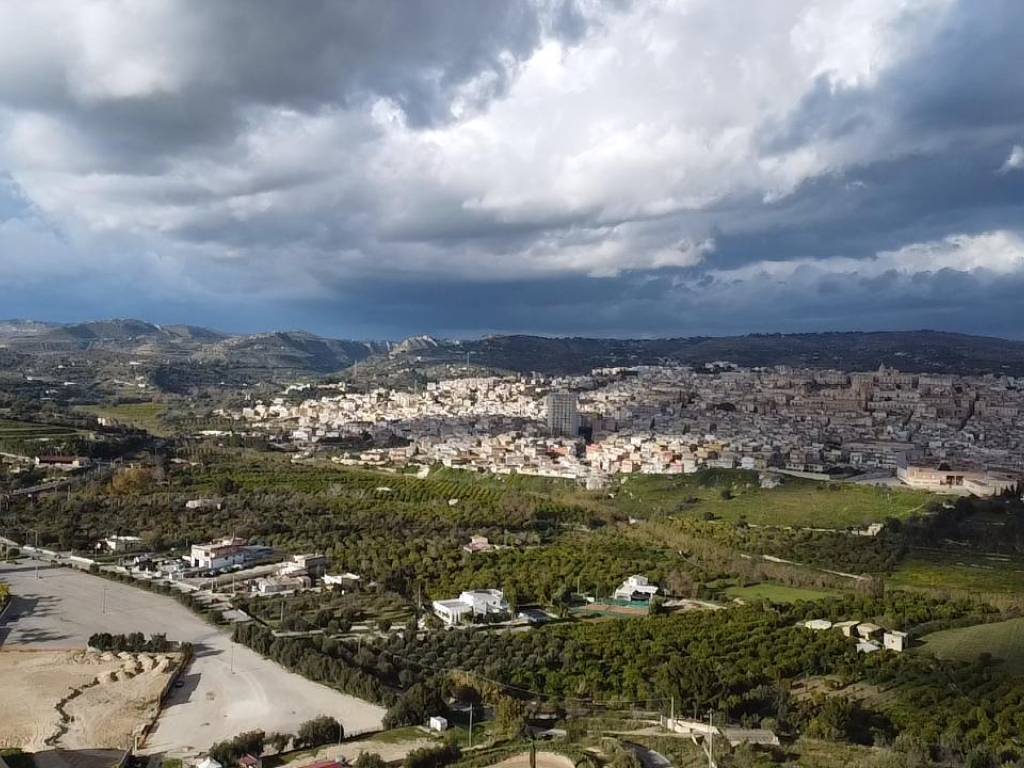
[324,572,362,591]
[803,619,833,631]
[833,620,859,637]
[856,622,883,640]
[884,630,909,652]
[34,455,91,471]
[612,574,659,602]
[189,537,247,570]
[99,534,144,553]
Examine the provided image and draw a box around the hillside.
[369,330,1024,377]
[5,320,1024,394]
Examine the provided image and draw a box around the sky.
[1,0,1024,340]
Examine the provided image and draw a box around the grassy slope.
[889,553,1024,595]
[78,402,170,436]
[918,617,1024,676]
[611,473,933,528]
[724,583,838,604]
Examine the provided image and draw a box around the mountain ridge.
[4,319,1024,382]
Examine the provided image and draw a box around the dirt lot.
[0,649,175,751]
[491,752,575,768]
[0,562,385,757]
[289,734,439,766]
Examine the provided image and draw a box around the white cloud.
[703,230,1024,285]
[999,144,1024,173]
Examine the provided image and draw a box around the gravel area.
[0,562,385,757]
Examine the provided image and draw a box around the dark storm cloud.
[1,0,1023,338]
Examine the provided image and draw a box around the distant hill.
[4,319,1024,392]
[0,319,61,340]
[373,330,1024,377]
[195,331,389,373]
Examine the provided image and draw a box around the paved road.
[0,562,385,757]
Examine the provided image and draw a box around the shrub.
[295,716,342,749]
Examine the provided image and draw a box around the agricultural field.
[724,582,838,604]
[888,552,1024,596]
[918,617,1024,677]
[0,418,87,450]
[236,589,414,635]
[78,402,170,436]
[610,472,933,528]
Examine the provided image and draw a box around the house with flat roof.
[612,574,659,601]
[432,589,508,625]
[188,536,248,570]
[100,534,145,553]
[884,630,909,652]
[856,622,883,640]
[803,619,833,631]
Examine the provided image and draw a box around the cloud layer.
[1,0,1023,338]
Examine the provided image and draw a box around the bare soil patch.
[0,649,175,751]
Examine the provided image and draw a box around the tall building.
[546,391,580,437]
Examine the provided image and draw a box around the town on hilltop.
[229,363,1022,494]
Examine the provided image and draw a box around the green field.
[612,472,933,528]
[724,582,837,603]
[888,552,1024,596]
[918,617,1024,676]
[78,402,170,435]
[0,418,86,452]
[0,418,82,438]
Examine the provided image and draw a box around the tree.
[355,753,386,768]
[384,680,447,728]
[296,716,342,748]
[209,730,266,766]
[266,733,291,754]
[403,744,459,768]
[494,697,526,738]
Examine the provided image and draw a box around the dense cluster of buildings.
[228,364,1023,493]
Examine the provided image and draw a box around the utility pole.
[670,696,674,724]
[34,530,39,579]
[468,704,474,748]
[102,583,107,614]
[707,710,715,768]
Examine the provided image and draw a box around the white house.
[432,599,473,625]
[432,589,508,625]
[429,716,449,732]
[188,536,247,570]
[324,572,362,590]
[856,622,883,640]
[101,535,144,553]
[803,619,833,631]
[833,620,859,637]
[195,757,223,768]
[613,574,659,602]
[185,498,222,510]
[883,630,909,652]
